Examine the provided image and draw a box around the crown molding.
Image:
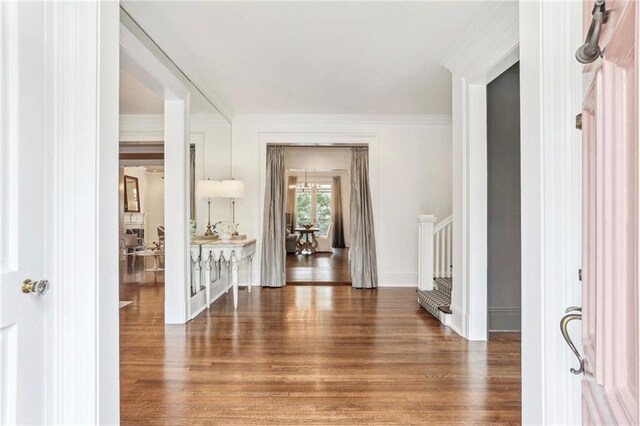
[120,113,163,126]
[232,114,452,126]
[119,113,230,130]
[441,1,519,82]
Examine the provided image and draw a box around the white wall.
[285,147,351,245]
[190,114,232,233]
[144,170,164,243]
[285,146,351,169]
[232,115,452,286]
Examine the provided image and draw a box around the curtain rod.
[267,143,367,148]
[286,168,347,172]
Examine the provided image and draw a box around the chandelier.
[290,169,317,190]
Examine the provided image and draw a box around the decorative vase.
[220,233,232,242]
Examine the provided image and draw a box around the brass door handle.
[560,311,584,374]
[575,0,609,64]
[22,279,49,296]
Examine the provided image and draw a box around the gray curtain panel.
[190,144,196,221]
[286,175,297,230]
[261,145,287,287]
[332,176,346,248]
[349,147,378,289]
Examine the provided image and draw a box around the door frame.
[44,2,120,423]
[519,1,584,424]
[43,2,194,423]
[256,133,379,286]
[441,0,519,341]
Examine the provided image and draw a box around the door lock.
[22,279,49,296]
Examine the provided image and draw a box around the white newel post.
[418,215,437,291]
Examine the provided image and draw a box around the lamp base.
[204,223,214,236]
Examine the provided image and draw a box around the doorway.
[486,62,521,332]
[284,147,351,284]
[118,67,167,315]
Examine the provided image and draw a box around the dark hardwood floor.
[286,247,351,284]
[120,260,521,425]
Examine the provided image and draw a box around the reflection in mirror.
[189,82,231,239]
[119,7,233,304]
[124,175,141,212]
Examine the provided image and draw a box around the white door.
[1,2,49,424]
[576,0,639,423]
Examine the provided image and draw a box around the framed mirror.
[124,175,141,212]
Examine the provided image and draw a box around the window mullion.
[312,186,318,225]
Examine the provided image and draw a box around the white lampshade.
[220,179,245,198]
[196,180,223,199]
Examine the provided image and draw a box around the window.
[296,188,312,226]
[296,184,332,235]
[316,185,332,235]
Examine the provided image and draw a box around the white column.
[466,84,488,341]
[417,215,437,291]
[164,99,190,324]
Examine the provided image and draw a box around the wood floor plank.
[286,248,351,283]
[120,261,521,424]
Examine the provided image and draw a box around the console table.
[190,238,256,310]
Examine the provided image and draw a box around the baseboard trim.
[378,272,418,287]
[377,283,418,288]
[448,304,466,337]
[488,307,521,332]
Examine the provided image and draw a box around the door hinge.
[575,113,583,130]
[578,268,583,282]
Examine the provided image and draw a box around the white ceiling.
[122,1,486,115]
[119,69,164,114]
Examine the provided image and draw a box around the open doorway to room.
[284,147,351,284]
[487,62,521,333]
[118,68,166,314]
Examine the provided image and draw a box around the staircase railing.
[418,214,453,291]
[417,214,454,320]
[433,215,452,279]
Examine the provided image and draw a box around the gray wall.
[487,62,521,331]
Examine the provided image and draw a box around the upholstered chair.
[315,222,334,253]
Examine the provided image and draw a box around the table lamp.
[220,179,245,225]
[196,179,223,236]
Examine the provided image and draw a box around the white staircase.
[417,215,452,321]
